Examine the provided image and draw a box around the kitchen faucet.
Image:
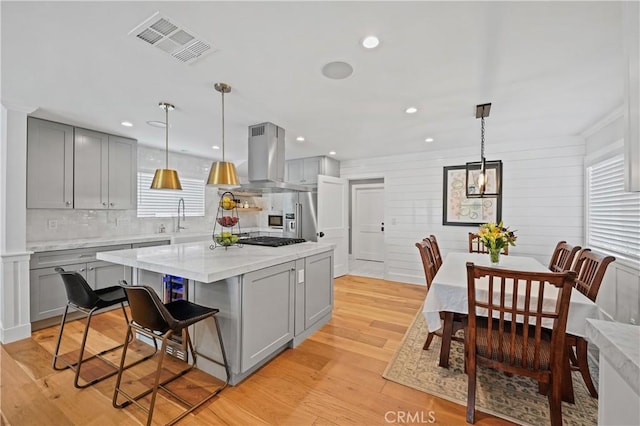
[177,198,186,232]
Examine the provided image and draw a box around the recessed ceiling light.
[405,107,418,114]
[121,121,133,127]
[362,35,380,49]
[321,61,354,80]
[147,120,166,128]
[425,137,434,143]
[212,145,220,150]
[329,151,337,156]
[296,136,305,142]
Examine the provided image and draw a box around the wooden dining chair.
[548,241,581,272]
[565,248,615,398]
[464,263,576,426]
[427,235,443,271]
[468,232,509,255]
[415,240,464,359]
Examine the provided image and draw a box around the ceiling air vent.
[129,12,215,65]
[251,125,265,137]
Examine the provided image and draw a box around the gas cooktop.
[239,236,306,247]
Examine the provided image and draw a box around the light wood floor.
[1,275,511,425]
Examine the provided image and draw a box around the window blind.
[586,155,640,262]
[137,172,205,218]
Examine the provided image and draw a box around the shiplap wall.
[340,136,585,285]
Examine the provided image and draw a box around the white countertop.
[27,233,174,252]
[26,227,282,252]
[586,319,640,395]
[96,240,334,283]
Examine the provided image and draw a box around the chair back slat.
[415,240,437,289]
[572,249,616,302]
[466,263,575,371]
[468,233,509,255]
[427,235,443,271]
[548,241,581,272]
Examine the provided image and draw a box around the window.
[586,155,640,263]
[137,172,205,218]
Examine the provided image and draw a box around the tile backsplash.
[27,146,261,242]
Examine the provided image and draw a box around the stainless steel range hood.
[240,122,310,193]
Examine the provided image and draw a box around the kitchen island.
[97,241,334,385]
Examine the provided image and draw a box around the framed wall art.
[442,165,502,226]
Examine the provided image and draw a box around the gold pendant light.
[150,102,182,190]
[207,83,239,187]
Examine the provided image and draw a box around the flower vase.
[489,248,501,265]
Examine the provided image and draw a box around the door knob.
[318,231,325,238]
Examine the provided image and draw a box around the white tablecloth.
[422,252,602,338]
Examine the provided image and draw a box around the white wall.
[340,135,585,285]
[26,145,259,242]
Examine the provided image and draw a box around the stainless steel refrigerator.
[282,190,318,242]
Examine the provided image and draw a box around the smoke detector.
[129,12,215,64]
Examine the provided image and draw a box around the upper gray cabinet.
[27,117,137,210]
[74,129,136,210]
[27,118,74,209]
[285,156,339,185]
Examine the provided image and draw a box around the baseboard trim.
[1,323,31,343]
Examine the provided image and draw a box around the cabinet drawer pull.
[102,202,107,206]
[77,268,85,272]
[89,267,94,271]
[65,201,71,206]
[110,202,114,207]
[79,254,93,258]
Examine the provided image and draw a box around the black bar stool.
[52,267,157,388]
[112,284,229,426]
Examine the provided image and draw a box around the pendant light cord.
[221,89,225,162]
[480,116,485,161]
[165,106,170,169]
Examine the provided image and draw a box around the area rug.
[383,311,598,426]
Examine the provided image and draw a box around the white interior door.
[317,175,349,277]
[353,184,384,262]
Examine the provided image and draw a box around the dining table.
[422,252,604,403]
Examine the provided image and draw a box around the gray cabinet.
[30,262,86,322]
[285,156,339,185]
[295,251,333,336]
[241,261,295,371]
[304,251,334,329]
[26,117,137,210]
[26,117,74,209]
[74,129,136,210]
[108,135,137,209]
[88,260,129,291]
[29,244,132,325]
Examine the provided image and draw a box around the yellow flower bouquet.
[478,221,517,264]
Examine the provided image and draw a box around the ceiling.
[1,1,624,175]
